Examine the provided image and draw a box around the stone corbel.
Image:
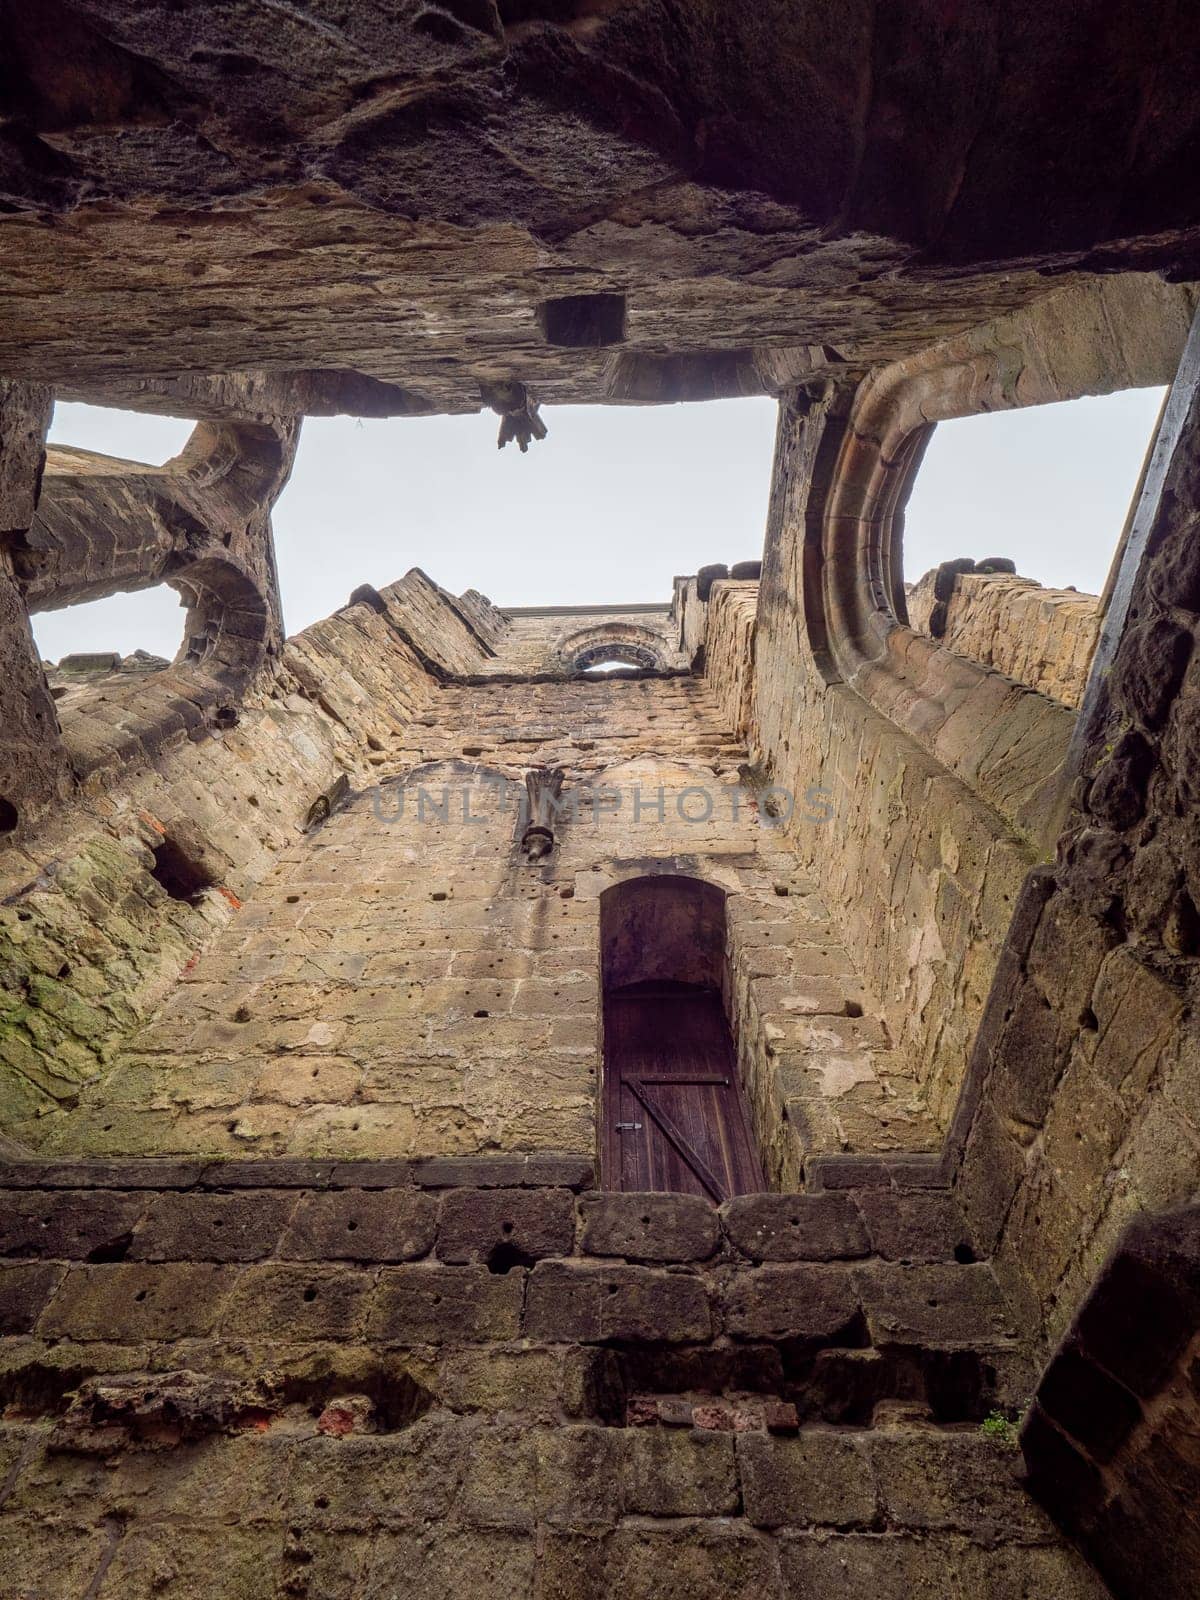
[520,766,565,861]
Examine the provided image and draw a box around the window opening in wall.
[271,399,776,629]
[30,585,185,669]
[903,387,1166,708]
[48,401,195,466]
[600,876,764,1200]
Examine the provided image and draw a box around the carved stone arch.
[555,621,666,674]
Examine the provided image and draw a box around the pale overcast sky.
[34,385,1165,662]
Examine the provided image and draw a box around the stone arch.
[805,277,1190,847]
[556,621,665,674]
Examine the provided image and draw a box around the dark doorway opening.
[600,876,764,1200]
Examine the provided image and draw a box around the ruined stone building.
[1,6,1200,1597]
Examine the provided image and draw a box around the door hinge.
[615,1122,643,1131]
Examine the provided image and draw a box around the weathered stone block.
[0,1263,66,1333]
[288,1420,460,1528]
[739,1431,876,1528]
[280,1188,436,1261]
[854,1190,975,1263]
[721,1193,869,1261]
[361,1527,536,1599]
[130,1191,295,1261]
[370,1264,523,1344]
[855,1263,1013,1347]
[221,1264,371,1340]
[524,1261,711,1344]
[578,1192,719,1262]
[721,1264,860,1342]
[436,1186,574,1265]
[604,1521,784,1598]
[622,1427,738,1515]
[778,1531,959,1598]
[870,1430,1053,1538]
[0,1190,144,1261]
[37,1263,235,1340]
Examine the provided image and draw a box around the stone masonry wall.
[25,663,939,1174]
[908,566,1103,708]
[0,572,494,1150]
[0,1163,1108,1599]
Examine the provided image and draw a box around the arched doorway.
[600,875,764,1199]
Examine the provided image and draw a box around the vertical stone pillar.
[0,380,71,837]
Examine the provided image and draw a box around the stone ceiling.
[1,0,1198,414]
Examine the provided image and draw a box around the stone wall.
[908,564,1103,708]
[953,313,1200,1346]
[0,1160,1107,1599]
[0,571,501,1151]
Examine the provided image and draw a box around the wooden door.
[602,981,765,1199]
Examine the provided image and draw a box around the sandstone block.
[855,1263,1013,1347]
[623,1427,738,1516]
[869,1430,1054,1539]
[288,1420,460,1529]
[130,1191,295,1260]
[0,1263,66,1333]
[739,1431,877,1528]
[281,1189,436,1261]
[0,1190,144,1261]
[721,1264,860,1342]
[370,1264,524,1344]
[221,1264,371,1340]
[436,1186,574,1266]
[38,1263,235,1340]
[721,1193,869,1261]
[854,1190,975,1262]
[524,1261,711,1343]
[578,1191,719,1262]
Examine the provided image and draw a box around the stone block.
[721,1193,869,1261]
[436,1187,574,1266]
[0,1263,66,1333]
[524,1261,711,1344]
[578,1191,719,1262]
[623,1428,738,1516]
[778,1532,959,1598]
[130,1191,296,1260]
[221,1264,371,1340]
[869,1430,1053,1538]
[288,1419,460,1528]
[0,1190,145,1261]
[411,1156,530,1188]
[721,1264,860,1342]
[855,1263,1013,1346]
[1036,1338,1143,1463]
[738,1431,876,1528]
[603,1522,784,1600]
[370,1264,524,1343]
[280,1189,436,1261]
[855,1190,975,1263]
[37,1263,236,1340]
[954,1541,1112,1598]
[361,1527,536,1599]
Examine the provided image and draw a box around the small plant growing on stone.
[980,1409,1020,1448]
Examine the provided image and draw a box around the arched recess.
[599,875,764,1199]
[556,621,666,675]
[806,275,1196,848]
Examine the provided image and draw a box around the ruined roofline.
[499,602,673,619]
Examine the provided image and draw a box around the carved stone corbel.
[520,766,565,860]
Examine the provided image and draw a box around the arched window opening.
[572,640,661,674]
[48,401,195,466]
[600,876,764,1200]
[902,388,1166,708]
[31,585,184,669]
